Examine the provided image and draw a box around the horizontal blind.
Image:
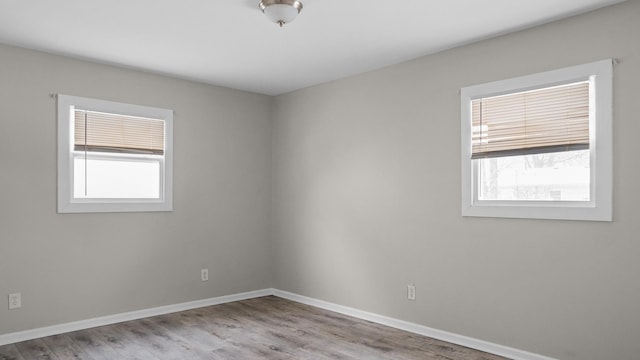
[74,110,165,155]
[471,81,590,159]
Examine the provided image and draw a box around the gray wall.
[272,2,640,360]
[0,45,274,334]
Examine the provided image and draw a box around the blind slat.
[471,81,590,159]
[75,110,165,155]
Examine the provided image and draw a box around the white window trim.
[460,60,613,221]
[57,94,174,213]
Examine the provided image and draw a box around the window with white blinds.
[57,94,174,213]
[460,59,613,221]
[471,81,590,159]
[74,110,165,155]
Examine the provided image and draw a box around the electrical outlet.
[9,293,21,310]
[201,268,209,281]
[407,285,416,301]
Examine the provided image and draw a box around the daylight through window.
[73,110,165,199]
[57,95,173,213]
[472,81,591,202]
[460,60,613,221]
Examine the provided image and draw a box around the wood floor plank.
[113,317,215,360]
[223,301,320,353]
[0,296,512,360]
[0,344,26,360]
[161,307,293,359]
[87,324,159,360]
[178,303,299,359]
[14,339,60,360]
[145,312,230,357]
[41,334,95,360]
[66,328,123,360]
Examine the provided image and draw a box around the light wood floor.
[0,296,510,360]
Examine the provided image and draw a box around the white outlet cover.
[9,293,21,309]
[407,285,416,301]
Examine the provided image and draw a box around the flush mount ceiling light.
[259,0,303,27]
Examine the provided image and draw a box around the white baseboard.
[0,288,273,346]
[273,289,557,360]
[0,288,556,360]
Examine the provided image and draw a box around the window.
[58,95,173,213]
[460,60,612,221]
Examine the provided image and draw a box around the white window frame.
[460,60,613,221]
[57,94,173,213]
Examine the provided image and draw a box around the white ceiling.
[0,0,626,95]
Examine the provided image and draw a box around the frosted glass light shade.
[264,4,299,24]
[259,0,303,27]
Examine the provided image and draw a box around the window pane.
[74,156,160,199]
[477,150,590,201]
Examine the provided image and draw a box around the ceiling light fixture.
[259,0,303,28]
